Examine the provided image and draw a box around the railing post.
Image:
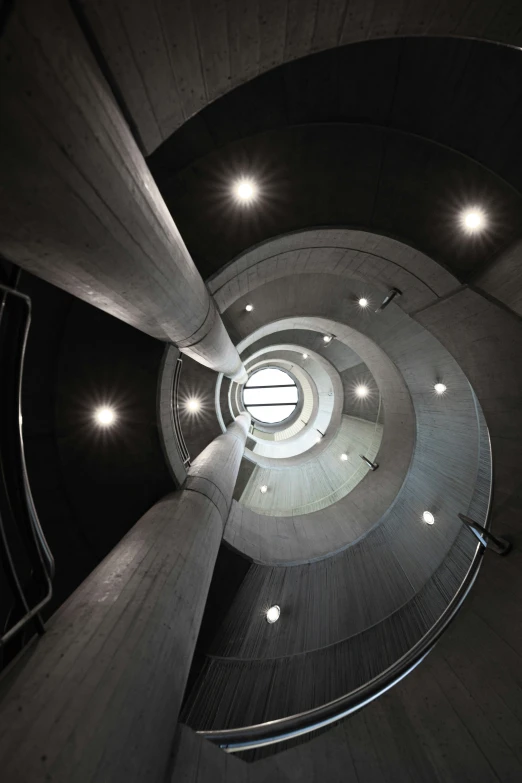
[458,513,511,555]
[360,454,379,471]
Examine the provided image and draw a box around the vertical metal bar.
[0,281,53,646]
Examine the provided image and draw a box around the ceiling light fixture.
[266,605,280,624]
[233,177,258,204]
[260,485,268,494]
[302,353,308,359]
[461,207,486,234]
[341,453,348,461]
[358,298,369,308]
[186,398,201,412]
[423,511,435,525]
[434,383,447,395]
[323,335,332,343]
[94,407,116,426]
[355,385,369,398]
[245,304,254,312]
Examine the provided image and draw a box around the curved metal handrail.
[172,356,191,467]
[197,408,494,753]
[0,281,54,647]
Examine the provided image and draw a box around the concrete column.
[0,413,250,783]
[0,0,246,383]
[474,238,522,319]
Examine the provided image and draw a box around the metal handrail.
[0,281,54,647]
[197,410,494,752]
[172,357,191,466]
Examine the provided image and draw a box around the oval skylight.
[243,368,298,424]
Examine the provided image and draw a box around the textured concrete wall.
[80,0,522,155]
[240,416,382,516]
[224,296,477,565]
[173,509,522,781]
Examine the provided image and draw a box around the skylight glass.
[243,368,298,424]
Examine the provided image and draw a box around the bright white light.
[461,208,487,234]
[316,434,323,444]
[233,178,258,203]
[341,453,348,461]
[266,605,280,624]
[355,385,369,398]
[302,353,308,359]
[245,304,254,312]
[244,368,298,424]
[423,511,435,525]
[260,485,268,494]
[358,298,369,308]
[186,398,201,412]
[323,335,332,343]
[94,407,116,426]
[434,383,447,395]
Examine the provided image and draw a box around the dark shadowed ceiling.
[149,37,522,280]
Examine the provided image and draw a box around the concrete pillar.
[0,0,246,383]
[0,413,250,783]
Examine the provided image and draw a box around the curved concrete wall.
[81,1,522,155]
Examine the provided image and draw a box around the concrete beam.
[0,413,250,783]
[0,0,246,382]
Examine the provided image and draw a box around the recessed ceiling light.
[422,511,435,525]
[460,207,487,234]
[260,485,268,494]
[186,398,200,412]
[266,605,280,624]
[323,335,332,343]
[358,298,369,308]
[245,304,254,312]
[233,178,258,204]
[302,353,308,359]
[340,453,348,461]
[355,385,369,398]
[94,407,116,426]
[434,383,447,395]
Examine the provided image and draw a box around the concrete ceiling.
[80,4,522,155]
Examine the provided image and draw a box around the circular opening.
[243,367,298,424]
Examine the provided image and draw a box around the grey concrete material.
[185,412,251,521]
[240,328,363,373]
[182,530,479,730]
[239,416,382,517]
[475,238,522,319]
[225,312,417,563]
[80,1,522,155]
[0,0,245,381]
[413,286,522,529]
[155,121,522,282]
[158,345,189,485]
[0,490,223,783]
[209,229,459,315]
[150,36,522,207]
[0,410,250,783]
[175,542,522,783]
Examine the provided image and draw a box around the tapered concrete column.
[0,413,250,783]
[0,0,246,382]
